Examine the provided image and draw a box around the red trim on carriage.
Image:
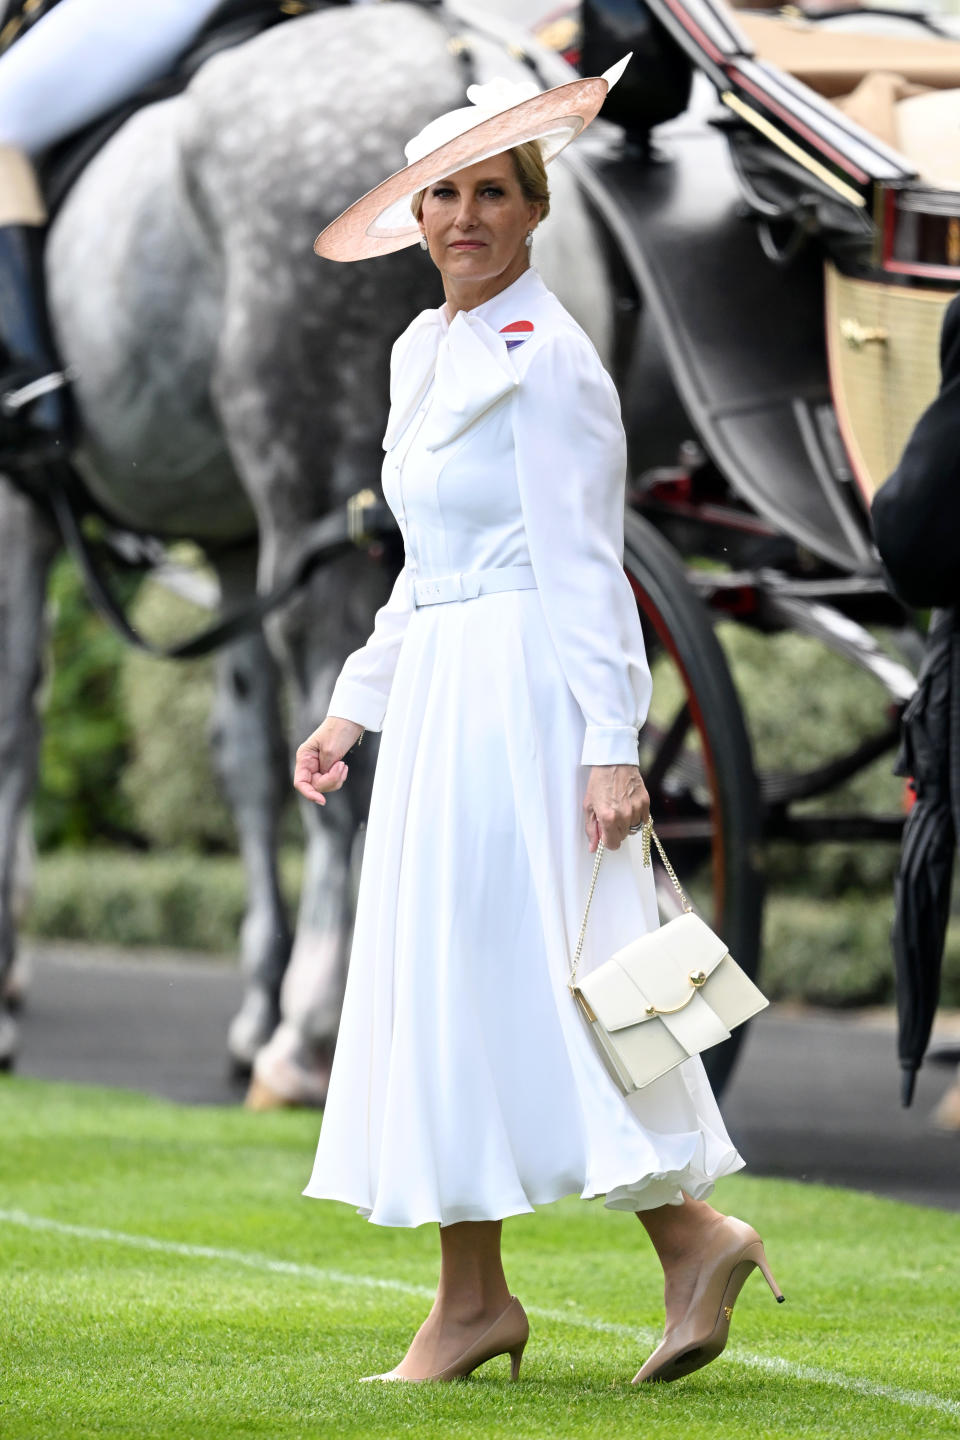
[880,187,960,280]
[659,0,726,64]
[728,67,870,185]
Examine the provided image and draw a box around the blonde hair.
[411,141,550,224]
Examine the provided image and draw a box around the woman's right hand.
[293,716,364,806]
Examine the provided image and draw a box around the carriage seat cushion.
[833,74,960,191]
[831,70,929,152]
[736,13,960,97]
[736,13,960,189]
[895,88,960,191]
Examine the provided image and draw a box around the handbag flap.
[579,913,730,1033]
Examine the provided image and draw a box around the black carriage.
[480,0,960,1086]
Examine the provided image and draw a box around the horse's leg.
[1,818,36,1010]
[206,543,293,1072]
[209,360,388,1109]
[0,477,58,1066]
[245,559,383,1109]
[205,223,403,1105]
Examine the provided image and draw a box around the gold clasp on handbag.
[643,969,708,1017]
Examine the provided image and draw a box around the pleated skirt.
[303,589,743,1226]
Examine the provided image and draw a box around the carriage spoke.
[642,701,693,793]
[625,510,764,1093]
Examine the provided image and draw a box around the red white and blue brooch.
[499,320,534,352]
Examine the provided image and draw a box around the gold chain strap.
[568,818,691,990]
[641,821,693,915]
[570,840,605,987]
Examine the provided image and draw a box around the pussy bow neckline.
[382,269,545,454]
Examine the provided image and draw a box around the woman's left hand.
[583,765,650,852]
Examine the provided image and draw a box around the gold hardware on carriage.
[346,488,378,545]
[948,220,960,269]
[826,265,955,502]
[840,319,889,350]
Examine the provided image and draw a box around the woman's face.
[418,152,541,283]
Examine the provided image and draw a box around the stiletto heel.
[743,1241,785,1303]
[509,1339,526,1381]
[633,1217,785,1385]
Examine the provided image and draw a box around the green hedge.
[762,892,960,1008]
[21,848,960,1008]
[35,560,299,854]
[25,849,302,954]
[119,580,237,852]
[33,556,135,849]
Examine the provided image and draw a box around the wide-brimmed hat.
[314,55,630,262]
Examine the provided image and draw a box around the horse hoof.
[931,1082,960,1133]
[227,987,279,1070]
[244,1068,329,1111]
[0,1010,19,1071]
[244,1075,294,1111]
[244,1023,331,1110]
[2,949,32,1013]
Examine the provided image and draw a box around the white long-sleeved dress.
[303,268,742,1227]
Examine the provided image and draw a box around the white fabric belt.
[413,565,537,608]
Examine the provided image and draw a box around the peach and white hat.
[314,55,631,262]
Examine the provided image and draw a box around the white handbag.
[568,821,768,1093]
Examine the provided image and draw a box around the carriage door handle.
[840,319,889,350]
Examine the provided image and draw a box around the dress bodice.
[329,267,652,768]
[383,363,532,581]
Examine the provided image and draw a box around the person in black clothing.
[871,291,960,1129]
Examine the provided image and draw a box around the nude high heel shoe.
[360,1295,529,1383]
[633,1216,784,1385]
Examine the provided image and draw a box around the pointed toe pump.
[360,1295,529,1383]
[633,1217,784,1386]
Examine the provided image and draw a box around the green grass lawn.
[0,1078,957,1440]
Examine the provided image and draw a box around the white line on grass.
[2,1207,957,1419]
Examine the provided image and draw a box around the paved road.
[8,941,960,1212]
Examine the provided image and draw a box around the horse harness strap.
[47,467,397,662]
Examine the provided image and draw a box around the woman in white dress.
[294,61,783,1386]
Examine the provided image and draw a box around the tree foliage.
[33,556,135,850]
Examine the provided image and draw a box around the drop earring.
[524,231,534,249]
[419,235,428,251]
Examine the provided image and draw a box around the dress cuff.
[580,725,640,767]
[327,678,389,733]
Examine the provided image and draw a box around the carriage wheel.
[622,511,764,1094]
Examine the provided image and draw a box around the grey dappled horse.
[0,3,614,1089]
